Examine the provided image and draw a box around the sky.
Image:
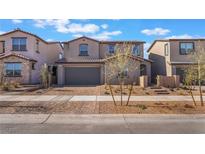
[1,19,205,58]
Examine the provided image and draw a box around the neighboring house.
[0,29,63,84]
[147,39,205,82]
[56,36,152,85]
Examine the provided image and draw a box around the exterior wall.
[148,41,169,82]
[169,40,205,62]
[0,31,62,84]
[0,56,31,84]
[157,75,180,88]
[60,37,149,85]
[99,43,144,59]
[64,38,100,60]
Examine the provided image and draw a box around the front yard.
[25,85,205,96]
[0,100,205,114]
[0,85,205,114]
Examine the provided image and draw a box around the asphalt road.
[0,114,205,133]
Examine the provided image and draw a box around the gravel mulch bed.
[0,101,205,114]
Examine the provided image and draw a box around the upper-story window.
[132,44,141,56]
[4,62,22,76]
[36,39,39,53]
[164,43,169,56]
[0,41,5,53]
[12,37,27,51]
[79,44,88,56]
[179,42,194,55]
[108,44,115,54]
[59,52,63,59]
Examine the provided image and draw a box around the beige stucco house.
[56,36,152,85]
[147,39,205,82]
[0,29,63,84]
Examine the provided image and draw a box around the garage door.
[65,67,100,85]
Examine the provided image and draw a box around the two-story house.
[0,29,63,84]
[147,39,205,82]
[56,36,151,85]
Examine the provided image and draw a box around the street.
[0,114,205,133]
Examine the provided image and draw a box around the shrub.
[137,104,147,110]
[10,81,21,88]
[1,82,11,91]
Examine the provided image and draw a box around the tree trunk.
[126,83,134,106]
[189,88,197,107]
[198,60,204,106]
[108,84,116,106]
[120,81,123,106]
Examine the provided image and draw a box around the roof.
[63,36,100,44]
[62,36,145,44]
[168,61,198,65]
[0,28,63,49]
[100,40,146,44]
[56,55,152,64]
[147,38,205,53]
[56,57,104,64]
[0,53,37,62]
[104,54,153,63]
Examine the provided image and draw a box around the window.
[79,44,88,56]
[12,37,27,51]
[5,63,22,76]
[108,44,115,54]
[59,52,63,59]
[32,63,35,70]
[0,41,5,53]
[132,44,141,56]
[140,64,147,76]
[179,42,194,55]
[164,43,169,56]
[36,39,39,53]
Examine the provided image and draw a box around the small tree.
[194,42,205,106]
[40,64,52,88]
[0,64,4,85]
[104,43,138,106]
[184,41,205,106]
[184,65,198,106]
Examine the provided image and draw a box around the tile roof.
[56,55,152,64]
[0,53,37,62]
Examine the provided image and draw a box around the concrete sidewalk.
[0,114,205,133]
[0,95,205,102]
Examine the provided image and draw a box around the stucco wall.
[148,41,169,82]
[0,56,31,84]
[99,43,144,59]
[64,38,100,60]
[0,31,62,84]
[169,40,205,62]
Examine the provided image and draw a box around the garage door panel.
[65,67,100,85]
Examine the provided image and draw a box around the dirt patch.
[0,101,205,114]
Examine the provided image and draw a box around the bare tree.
[184,41,205,106]
[184,65,198,106]
[193,42,205,106]
[104,43,138,106]
[40,64,51,88]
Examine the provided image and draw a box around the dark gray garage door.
[65,67,100,85]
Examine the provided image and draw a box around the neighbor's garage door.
[65,67,100,85]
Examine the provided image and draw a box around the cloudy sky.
[1,19,205,58]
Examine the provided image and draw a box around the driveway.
[0,114,205,133]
